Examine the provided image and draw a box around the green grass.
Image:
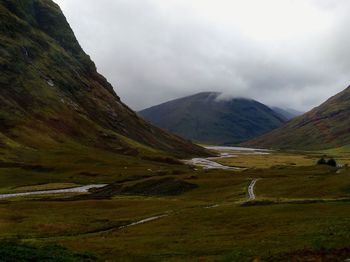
[0,142,192,193]
[0,241,96,261]
[2,197,347,261]
[0,152,349,261]
[214,152,317,169]
[239,165,350,200]
[0,146,349,261]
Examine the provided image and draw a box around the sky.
[54,0,350,111]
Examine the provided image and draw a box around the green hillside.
[245,86,350,150]
[0,0,209,159]
[139,92,286,145]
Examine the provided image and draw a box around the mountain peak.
[184,92,254,104]
[139,93,286,145]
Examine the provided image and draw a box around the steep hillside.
[245,86,350,150]
[0,0,209,158]
[139,92,286,145]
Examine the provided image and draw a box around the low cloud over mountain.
[56,0,350,112]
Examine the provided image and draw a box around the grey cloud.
[55,0,350,111]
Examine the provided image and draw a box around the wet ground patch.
[0,241,96,262]
[266,247,350,262]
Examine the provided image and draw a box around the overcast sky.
[54,0,350,111]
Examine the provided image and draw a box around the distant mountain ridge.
[271,107,303,120]
[139,92,286,145]
[245,86,350,150]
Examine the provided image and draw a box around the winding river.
[0,184,107,200]
[0,146,268,200]
[185,146,270,170]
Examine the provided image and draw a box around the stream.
[0,184,107,200]
[185,146,270,170]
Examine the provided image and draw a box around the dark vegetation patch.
[0,161,22,168]
[1,214,25,223]
[241,198,350,207]
[240,200,276,207]
[74,178,197,200]
[172,169,186,175]
[141,156,184,165]
[317,157,337,167]
[343,186,350,194]
[266,246,350,262]
[78,172,100,177]
[0,161,55,172]
[21,165,55,172]
[118,177,197,196]
[0,241,96,262]
[113,174,154,184]
[243,165,336,178]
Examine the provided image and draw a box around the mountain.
[271,107,303,121]
[0,0,209,158]
[139,92,286,145]
[245,86,350,150]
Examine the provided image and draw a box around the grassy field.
[214,152,318,169]
[0,147,349,261]
[0,143,191,194]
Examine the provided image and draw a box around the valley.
[0,146,349,261]
[1,1,350,261]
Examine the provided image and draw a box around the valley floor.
[0,146,350,261]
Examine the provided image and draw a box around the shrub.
[317,158,327,165]
[327,158,337,167]
[317,157,337,167]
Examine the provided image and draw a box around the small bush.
[327,158,337,167]
[317,158,327,165]
[317,157,337,167]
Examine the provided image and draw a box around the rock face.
[245,86,350,150]
[0,0,209,157]
[139,92,286,145]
